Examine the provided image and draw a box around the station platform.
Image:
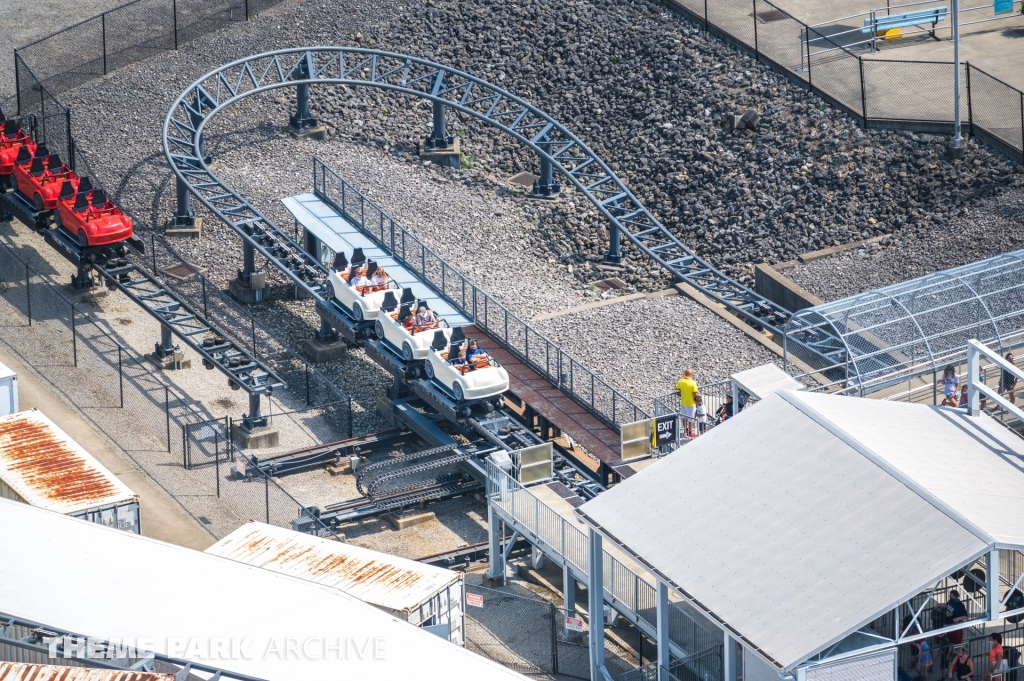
[283,194,470,325]
[467,326,622,467]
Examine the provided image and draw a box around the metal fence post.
[966,63,974,137]
[118,345,123,408]
[265,472,270,523]
[245,0,250,20]
[13,52,20,116]
[201,277,208,318]
[806,30,813,90]
[173,0,179,50]
[704,0,709,31]
[348,396,353,438]
[25,264,30,326]
[1019,91,1024,163]
[859,58,868,127]
[752,0,759,59]
[71,303,77,367]
[184,424,189,469]
[215,429,220,497]
[101,13,108,75]
[305,364,311,406]
[66,109,74,171]
[165,386,171,452]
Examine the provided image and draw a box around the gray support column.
[487,506,503,580]
[603,222,622,264]
[967,341,981,415]
[723,633,733,681]
[156,325,175,358]
[564,562,576,617]
[988,548,1000,620]
[530,134,561,198]
[656,580,671,680]
[588,528,608,681]
[289,54,319,133]
[242,241,256,280]
[172,176,196,228]
[244,392,267,429]
[424,100,453,150]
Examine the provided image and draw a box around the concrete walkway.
[0,342,214,550]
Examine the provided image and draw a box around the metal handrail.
[312,156,648,431]
[484,460,721,656]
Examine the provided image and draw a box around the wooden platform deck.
[464,325,623,466]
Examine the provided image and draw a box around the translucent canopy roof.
[784,249,1024,386]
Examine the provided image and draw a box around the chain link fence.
[465,582,645,679]
[0,235,347,540]
[13,0,281,104]
[666,0,1024,162]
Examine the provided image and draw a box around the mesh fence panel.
[754,2,810,78]
[13,0,280,102]
[806,37,864,117]
[863,60,963,124]
[968,65,1024,160]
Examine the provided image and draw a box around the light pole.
[949,0,967,158]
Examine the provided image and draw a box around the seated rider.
[350,267,370,288]
[370,267,387,288]
[466,339,488,363]
[414,306,437,328]
[449,347,473,371]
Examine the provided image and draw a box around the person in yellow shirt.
[676,368,699,438]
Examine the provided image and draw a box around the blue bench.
[859,6,948,38]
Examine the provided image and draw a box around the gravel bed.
[535,293,779,406]
[786,190,1024,302]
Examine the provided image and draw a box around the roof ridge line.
[779,391,996,545]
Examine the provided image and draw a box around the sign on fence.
[652,414,678,448]
[565,616,585,632]
[467,593,484,608]
[994,0,1014,14]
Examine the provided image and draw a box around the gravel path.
[786,190,1024,303]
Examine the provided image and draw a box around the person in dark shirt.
[1000,352,1018,407]
[715,394,734,424]
[945,590,969,646]
[466,339,488,362]
[949,646,974,681]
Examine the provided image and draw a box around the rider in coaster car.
[466,339,489,364]
[414,305,438,329]
[370,267,387,288]
[350,267,370,288]
[449,347,473,372]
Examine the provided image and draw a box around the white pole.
[950,0,966,157]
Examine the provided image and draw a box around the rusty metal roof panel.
[0,409,138,514]
[0,662,174,681]
[206,522,461,613]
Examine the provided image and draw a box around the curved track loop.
[161,47,793,334]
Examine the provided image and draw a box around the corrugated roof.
[0,662,173,681]
[578,392,992,671]
[0,410,137,514]
[205,522,459,613]
[0,498,529,681]
[787,391,1024,547]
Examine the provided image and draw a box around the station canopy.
[0,498,530,681]
[783,249,1024,388]
[577,390,1024,672]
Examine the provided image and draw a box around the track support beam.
[530,133,561,199]
[172,176,197,228]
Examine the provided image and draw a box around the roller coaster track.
[354,442,487,500]
[161,47,817,344]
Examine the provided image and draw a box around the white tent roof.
[205,522,460,614]
[730,364,803,401]
[576,391,1024,671]
[0,499,527,681]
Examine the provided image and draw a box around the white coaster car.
[374,289,452,361]
[324,251,398,322]
[423,328,509,402]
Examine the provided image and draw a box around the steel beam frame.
[161,47,801,341]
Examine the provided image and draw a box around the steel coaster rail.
[312,156,648,429]
[161,47,801,345]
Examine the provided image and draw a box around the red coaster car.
[54,180,134,247]
[12,146,77,211]
[0,119,35,181]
